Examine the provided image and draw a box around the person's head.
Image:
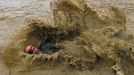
[25,45,41,54]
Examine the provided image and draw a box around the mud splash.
[2,0,134,75]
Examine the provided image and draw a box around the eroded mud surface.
[0,0,134,75]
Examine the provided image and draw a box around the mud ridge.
[2,0,134,75]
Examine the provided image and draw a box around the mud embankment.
[1,0,134,75]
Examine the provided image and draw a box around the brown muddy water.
[0,0,134,75]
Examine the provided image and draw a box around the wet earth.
[0,0,134,75]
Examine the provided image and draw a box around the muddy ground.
[0,0,134,75]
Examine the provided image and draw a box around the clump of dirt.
[3,0,134,74]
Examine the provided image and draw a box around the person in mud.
[25,45,41,54]
[25,43,63,54]
[39,42,62,53]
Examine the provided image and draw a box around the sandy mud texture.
[2,0,134,75]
